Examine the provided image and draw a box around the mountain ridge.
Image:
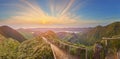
[0,26,26,42]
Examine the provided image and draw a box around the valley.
[0,22,120,59]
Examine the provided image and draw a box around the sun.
[4,0,83,27]
[39,16,56,24]
[41,20,46,24]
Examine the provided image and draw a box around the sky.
[0,0,120,28]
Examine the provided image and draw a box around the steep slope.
[104,22,120,37]
[18,36,54,59]
[0,34,20,59]
[83,22,120,45]
[87,22,120,38]
[0,26,26,42]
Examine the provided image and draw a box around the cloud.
[0,0,99,28]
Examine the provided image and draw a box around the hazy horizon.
[0,21,119,29]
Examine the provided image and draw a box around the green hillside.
[0,34,54,59]
[0,22,120,59]
[17,36,54,59]
[0,26,26,42]
[0,34,20,59]
[84,22,120,45]
[60,22,120,45]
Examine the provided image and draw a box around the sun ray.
[21,0,46,16]
[49,0,55,16]
[60,0,75,16]
[0,0,91,28]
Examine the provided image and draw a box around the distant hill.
[104,22,120,37]
[86,22,120,38]
[0,26,26,42]
[18,29,35,39]
[57,32,79,43]
[17,28,92,33]
[55,22,120,45]
[81,22,120,45]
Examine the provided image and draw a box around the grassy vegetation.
[0,22,120,59]
[0,34,54,59]
[0,34,20,59]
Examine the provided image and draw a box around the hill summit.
[0,26,26,42]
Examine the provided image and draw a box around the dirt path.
[42,37,80,59]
